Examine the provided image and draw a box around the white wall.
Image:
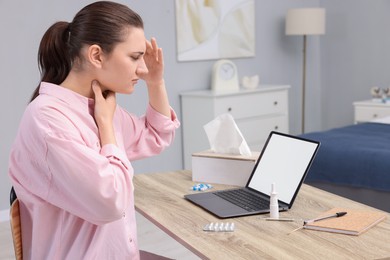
[1,0,323,211]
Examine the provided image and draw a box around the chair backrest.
[10,187,23,260]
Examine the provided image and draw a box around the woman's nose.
[136,59,148,75]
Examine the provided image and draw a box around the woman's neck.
[60,70,94,98]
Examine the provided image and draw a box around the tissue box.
[191,150,260,186]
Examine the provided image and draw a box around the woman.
[8,1,179,259]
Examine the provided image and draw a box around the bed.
[301,120,390,212]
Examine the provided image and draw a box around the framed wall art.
[175,0,255,61]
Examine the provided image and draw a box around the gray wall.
[1,0,387,212]
[320,0,390,129]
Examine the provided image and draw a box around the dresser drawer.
[236,115,289,150]
[355,106,390,122]
[214,91,288,119]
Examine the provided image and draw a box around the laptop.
[184,131,320,218]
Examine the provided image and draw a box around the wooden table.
[134,170,390,259]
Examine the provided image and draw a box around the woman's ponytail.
[30,1,144,102]
[31,21,71,102]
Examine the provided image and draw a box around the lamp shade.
[286,8,325,35]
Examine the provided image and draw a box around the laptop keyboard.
[214,189,269,212]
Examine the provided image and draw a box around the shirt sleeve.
[38,107,135,225]
[117,104,180,161]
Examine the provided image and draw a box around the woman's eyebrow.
[133,51,144,56]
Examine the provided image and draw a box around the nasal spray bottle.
[270,183,279,219]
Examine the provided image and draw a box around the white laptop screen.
[247,133,319,204]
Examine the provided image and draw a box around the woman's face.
[97,27,148,94]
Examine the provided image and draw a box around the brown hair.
[31,1,143,101]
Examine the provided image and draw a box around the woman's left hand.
[139,37,164,87]
[138,37,171,118]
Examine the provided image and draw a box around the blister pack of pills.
[203,222,235,232]
[191,183,213,191]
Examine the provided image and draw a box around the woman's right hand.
[92,80,117,146]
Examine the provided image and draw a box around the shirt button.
[96,142,100,148]
[129,237,133,243]
[122,212,126,218]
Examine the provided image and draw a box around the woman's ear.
[87,44,104,68]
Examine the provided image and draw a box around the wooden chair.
[8,187,171,260]
[10,187,22,260]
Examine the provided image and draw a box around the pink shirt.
[8,82,180,259]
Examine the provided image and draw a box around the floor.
[0,211,200,260]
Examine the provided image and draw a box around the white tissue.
[203,113,252,156]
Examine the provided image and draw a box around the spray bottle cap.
[271,183,277,194]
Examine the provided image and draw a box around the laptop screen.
[247,132,319,205]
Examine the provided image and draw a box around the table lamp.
[286,8,325,133]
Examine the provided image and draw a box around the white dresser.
[353,100,390,123]
[180,85,290,169]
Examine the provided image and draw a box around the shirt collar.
[39,81,95,108]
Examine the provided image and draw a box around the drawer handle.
[274,101,278,106]
[274,126,279,130]
[373,114,378,118]
[227,107,232,112]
